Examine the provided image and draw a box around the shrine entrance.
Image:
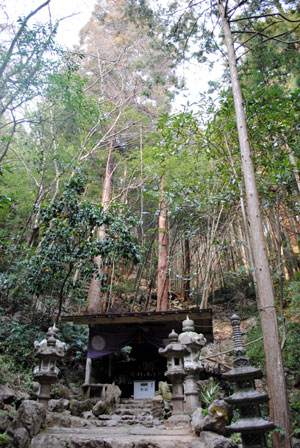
[90,337,167,398]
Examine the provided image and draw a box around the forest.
[0,0,299,446]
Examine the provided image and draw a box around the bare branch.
[234,23,300,51]
[0,117,16,164]
[236,24,300,60]
[0,0,51,78]
[230,12,300,23]
[10,147,39,187]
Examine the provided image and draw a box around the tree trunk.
[200,205,223,309]
[183,235,191,301]
[156,178,169,311]
[217,2,291,446]
[223,133,258,299]
[236,220,250,270]
[86,144,114,314]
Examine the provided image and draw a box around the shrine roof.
[61,307,213,341]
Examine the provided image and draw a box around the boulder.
[48,398,70,413]
[193,400,232,436]
[151,395,164,419]
[46,412,75,428]
[31,434,65,448]
[69,399,94,417]
[68,383,83,399]
[0,409,14,432]
[92,400,107,417]
[82,410,95,419]
[13,427,30,448]
[0,384,16,405]
[51,383,71,400]
[158,381,172,401]
[198,430,238,448]
[8,400,46,440]
[103,384,121,409]
[191,407,203,432]
[292,437,300,448]
[15,391,30,407]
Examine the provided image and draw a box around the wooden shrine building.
[62,308,213,398]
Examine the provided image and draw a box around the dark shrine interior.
[90,335,167,398]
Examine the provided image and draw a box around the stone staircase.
[114,398,156,426]
[30,398,238,448]
[31,399,203,448]
[31,425,201,448]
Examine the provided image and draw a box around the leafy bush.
[0,317,47,370]
[0,317,88,386]
[244,320,265,370]
[199,380,219,409]
[59,322,88,369]
[291,401,300,437]
[0,433,9,445]
[22,172,141,321]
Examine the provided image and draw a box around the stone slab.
[32,425,203,448]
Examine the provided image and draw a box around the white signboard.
[133,380,155,399]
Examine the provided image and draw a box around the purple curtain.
[87,324,170,359]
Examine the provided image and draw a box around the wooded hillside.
[0,0,299,444]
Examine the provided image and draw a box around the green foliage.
[199,380,219,409]
[287,280,300,309]
[245,321,265,371]
[230,433,242,444]
[0,318,87,386]
[290,400,300,436]
[0,15,67,167]
[22,171,140,318]
[0,317,47,370]
[0,433,8,445]
[59,323,88,367]
[246,311,300,377]
[0,355,17,386]
[0,20,61,110]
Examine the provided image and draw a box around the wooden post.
[85,357,92,385]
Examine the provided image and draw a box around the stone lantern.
[223,314,276,448]
[159,329,190,424]
[179,316,206,413]
[34,324,66,409]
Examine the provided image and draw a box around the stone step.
[120,399,153,407]
[120,398,153,403]
[31,425,202,448]
[115,408,152,416]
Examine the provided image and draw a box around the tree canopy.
[0,0,300,441]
